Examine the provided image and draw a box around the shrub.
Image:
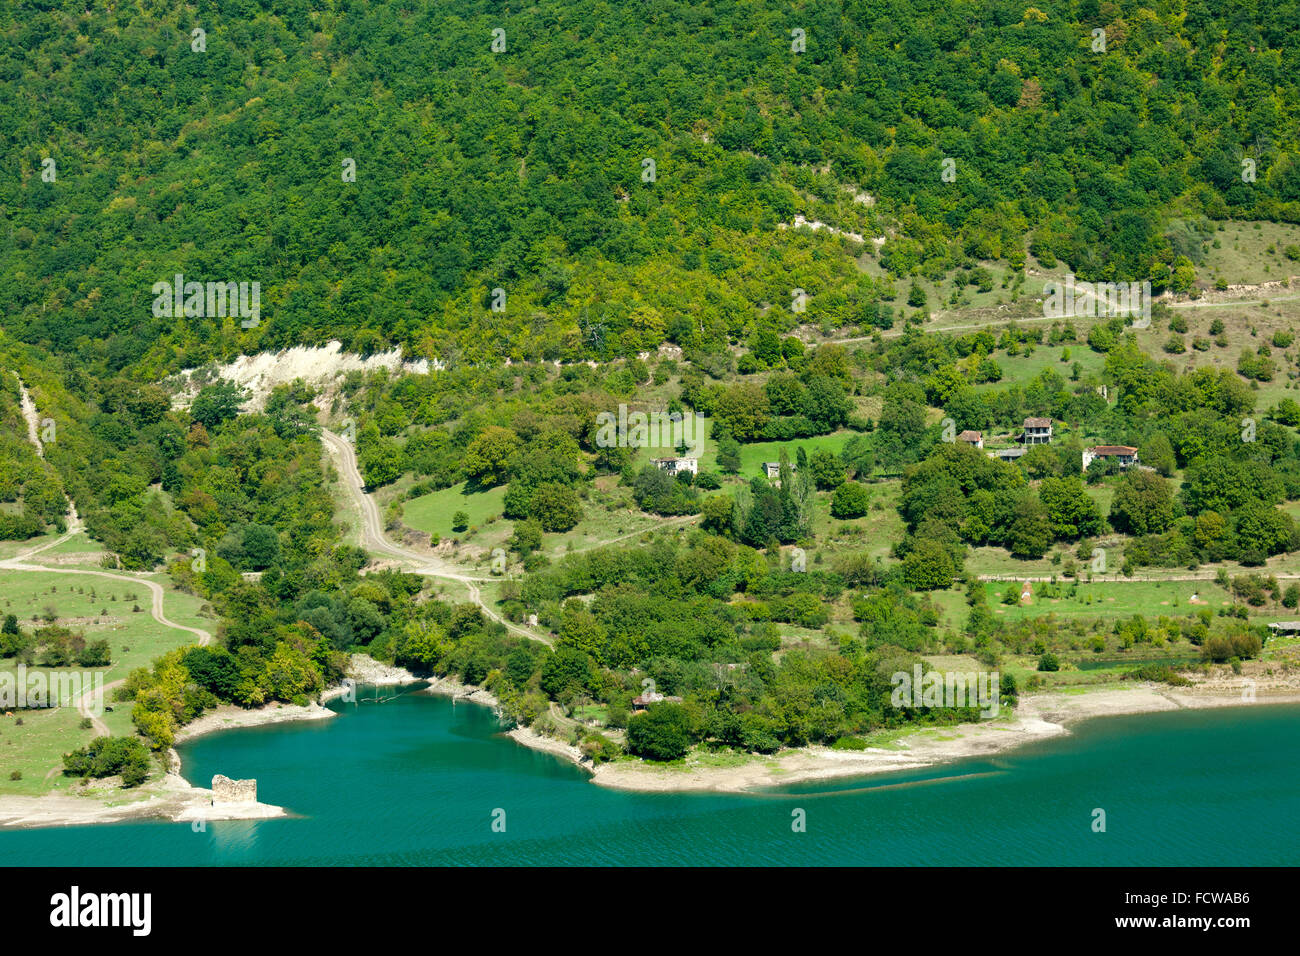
[1202,631,1262,663]
[1125,664,1192,686]
[62,736,152,787]
[626,703,697,761]
[695,471,722,490]
[830,480,870,518]
[579,732,621,764]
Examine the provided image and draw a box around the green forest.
[3,0,1299,376]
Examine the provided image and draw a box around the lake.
[2,688,1297,866]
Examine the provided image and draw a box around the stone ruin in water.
[211,774,257,804]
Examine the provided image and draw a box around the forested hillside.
[3,0,1299,376]
[4,1,1300,787]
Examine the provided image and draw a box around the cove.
[1,688,1297,866]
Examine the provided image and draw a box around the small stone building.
[211,774,257,804]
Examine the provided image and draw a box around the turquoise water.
[2,688,1297,865]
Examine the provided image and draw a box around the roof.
[1023,417,1052,428]
[957,430,982,440]
[1268,621,1300,629]
[1090,445,1138,456]
[651,456,696,463]
[993,447,1026,457]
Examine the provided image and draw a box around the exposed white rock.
[168,341,437,411]
[777,214,866,244]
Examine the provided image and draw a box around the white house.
[651,456,699,475]
[1082,445,1139,471]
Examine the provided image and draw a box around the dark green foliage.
[1201,630,1263,663]
[830,480,870,518]
[632,466,700,516]
[626,703,698,761]
[63,736,152,788]
[190,383,247,430]
[539,646,595,698]
[1124,664,1192,687]
[901,539,956,591]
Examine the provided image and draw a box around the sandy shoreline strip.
[400,673,1300,792]
[421,673,502,707]
[422,673,1300,792]
[0,772,290,831]
[585,685,1300,793]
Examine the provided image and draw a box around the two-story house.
[1022,417,1053,445]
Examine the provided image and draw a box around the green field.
[0,705,95,796]
[1200,221,1300,287]
[621,413,862,482]
[397,473,697,568]
[539,491,695,559]
[811,477,903,563]
[41,531,105,558]
[976,343,1107,391]
[0,529,62,561]
[983,578,1233,623]
[400,481,507,541]
[929,577,1244,634]
[0,568,213,795]
[734,430,860,479]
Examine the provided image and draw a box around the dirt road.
[4,378,212,736]
[321,428,553,646]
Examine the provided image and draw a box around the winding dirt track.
[321,429,553,646]
[5,378,212,736]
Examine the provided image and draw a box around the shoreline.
[401,671,1300,792]
[586,684,1300,793]
[0,771,290,830]
[420,672,505,708]
[4,672,1296,828]
[0,654,420,831]
[170,655,422,746]
[172,701,338,745]
[418,674,592,769]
